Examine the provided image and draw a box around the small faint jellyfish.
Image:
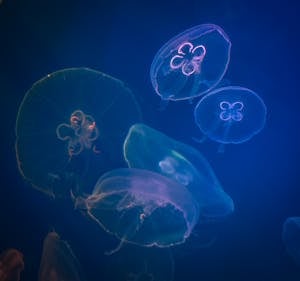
[0,249,24,281]
[150,23,231,101]
[194,86,267,145]
[56,110,100,157]
[39,231,86,281]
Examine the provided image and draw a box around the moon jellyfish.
[15,68,142,197]
[150,24,231,101]
[282,217,300,266]
[194,86,267,144]
[39,231,85,281]
[75,168,199,249]
[123,124,234,220]
[0,249,24,281]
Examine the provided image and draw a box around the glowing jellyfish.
[123,124,234,220]
[282,217,300,266]
[0,249,24,281]
[194,86,267,144]
[15,68,142,197]
[150,23,231,101]
[39,231,85,281]
[75,168,199,249]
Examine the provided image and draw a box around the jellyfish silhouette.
[75,168,199,250]
[0,249,24,281]
[194,86,266,145]
[282,217,300,266]
[39,231,85,281]
[123,123,234,220]
[150,24,231,101]
[15,68,142,197]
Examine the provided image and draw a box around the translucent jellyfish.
[194,86,267,144]
[150,24,231,101]
[0,249,24,281]
[282,217,300,266]
[39,231,85,281]
[15,68,142,197]
[75,168,199,249]
[123,124,234,220]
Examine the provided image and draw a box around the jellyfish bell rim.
[194,85,267,144]
[150,23,232,101]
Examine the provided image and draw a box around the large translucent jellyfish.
[15,68,142,197]
[75,168,199,249]
[39,231,85,281]
[282,217,300,266]
[150,24,231,101]
[194,86,267,144]
[0,249,24,281]
[123,124,234,220]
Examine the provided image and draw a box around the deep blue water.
[1,0,300,280]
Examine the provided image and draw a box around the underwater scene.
[1,0,299,280]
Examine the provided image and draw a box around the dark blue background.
[1,0,300,280]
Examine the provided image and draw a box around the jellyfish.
[194,86,267,145]
[282,217,300,266]
[0,249,24,281]
[15,68,142,197]
[123,123,234,220]
[150,23,231,101]
[39,231,85,281]
[75,168,199,250]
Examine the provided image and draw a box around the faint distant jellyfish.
[0,249,24,281]
[39,231,85,281]
[123,124,234,220]
[15,68,142,197]
[194,86,267,144]
[282,217,300,266]
[75,168,199,250]
[150,24,231,101]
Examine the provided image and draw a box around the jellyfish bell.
[0,249,24,281]
[123,123,234,220]
[39,231,86,281]
[194,86,267,145]
[150,23,231,102]
[15,68,142,197]
[74,168,199,250]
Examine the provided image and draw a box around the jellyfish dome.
[150,23,231,101]
[75,168,199,248]
[123,123,234,220]
[39,232,85,281]
[15,68,142,197]
[282,217,300,265]
[194,86,267,144]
